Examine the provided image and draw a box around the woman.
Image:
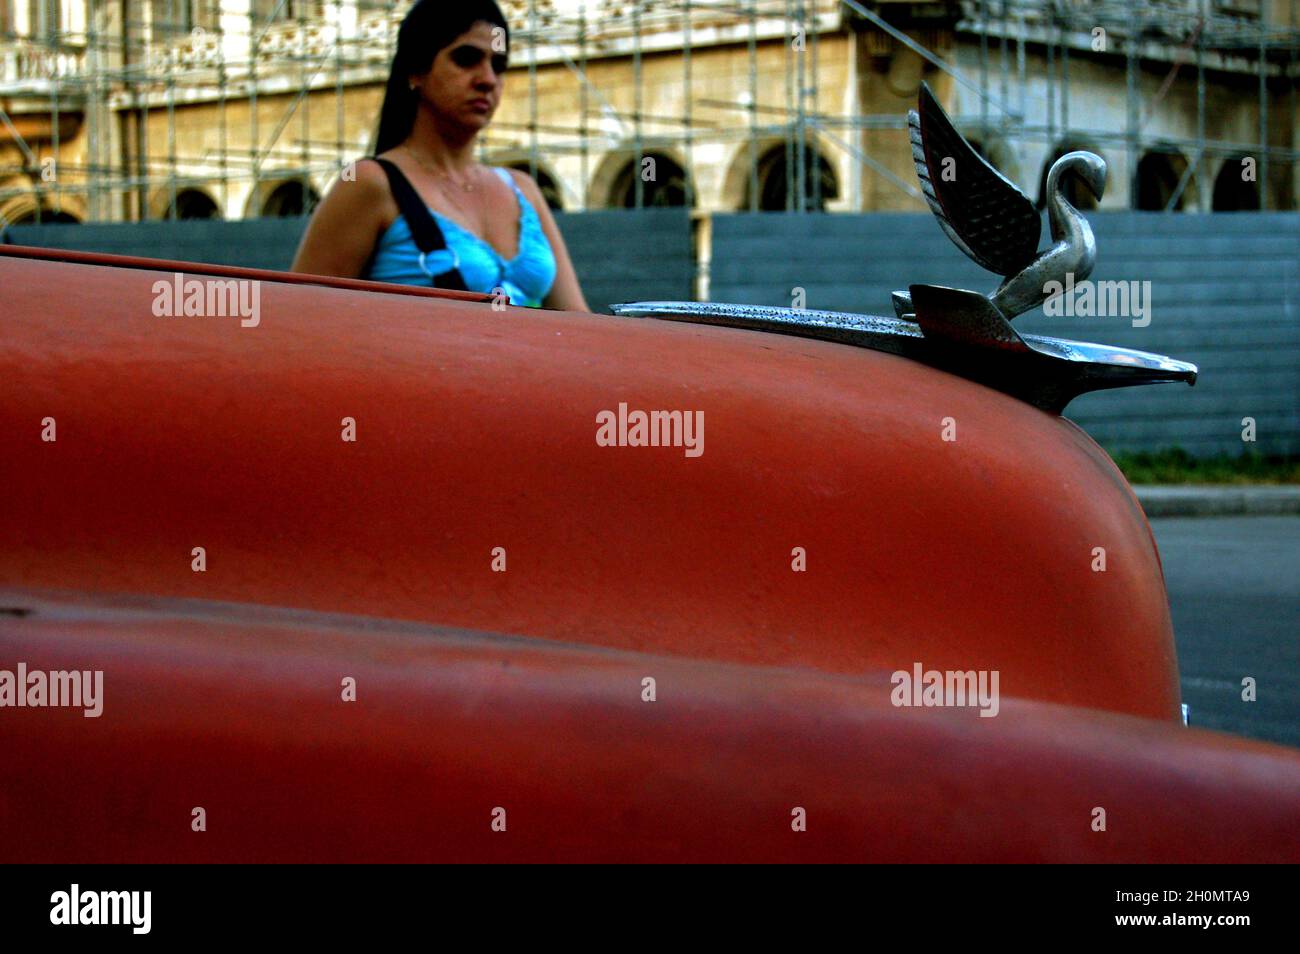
[292,0,589,312]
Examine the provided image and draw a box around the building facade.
[1,0,1296,228]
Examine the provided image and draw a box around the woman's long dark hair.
[373,0,511,155]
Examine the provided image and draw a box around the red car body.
[1,244,1296,862]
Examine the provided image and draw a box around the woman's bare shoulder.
[501,167,550,214]
[501,165,535,190]
[352,154,399,187]
[291,157,396,276]
[334,156,399,225]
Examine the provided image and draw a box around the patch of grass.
[1109,448,1300,485]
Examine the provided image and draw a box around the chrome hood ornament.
[611,84,1197,414]
[893,82,1104,322]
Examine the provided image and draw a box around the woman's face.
[411,21,508,131]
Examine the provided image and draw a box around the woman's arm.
[291,160,395,278]
[509,170,591,313]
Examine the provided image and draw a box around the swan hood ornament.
[893,82,1104,322]
[611,83,1197,413]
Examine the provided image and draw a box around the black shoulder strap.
[366,156,468,291]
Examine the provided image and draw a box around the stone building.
[1,0,1296,228]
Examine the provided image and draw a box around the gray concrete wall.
[4,216,310,270]
[2,208,695,318]
[555,209,694,316]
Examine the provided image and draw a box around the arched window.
[8,208,79,225]
[166,189,220,220]
[261,180,319,217]
[744,144,838,212]
[1211,156,1260,211]
[1135,149,1194,211]
[609,153,691,208]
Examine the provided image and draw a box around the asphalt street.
[1151,516,1299,749]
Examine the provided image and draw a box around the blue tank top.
[365,166,557,307]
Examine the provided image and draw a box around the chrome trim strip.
[610,298,1198,414]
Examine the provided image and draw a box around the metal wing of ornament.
[908,80,1041,278]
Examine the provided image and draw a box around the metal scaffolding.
[1,0,1296,224]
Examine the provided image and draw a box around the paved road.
[1151,516,1299,749]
